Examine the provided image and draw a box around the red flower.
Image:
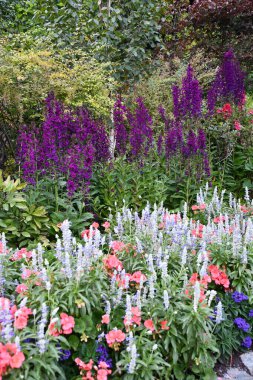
[144,319,155,331]
[160,320,170,330]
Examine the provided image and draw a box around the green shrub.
[0,171,51,247]
[0,42,115,126]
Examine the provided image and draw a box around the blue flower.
[59,349,71,361]
[242,336,252,349]
[231,291,248,303]
[234,318,250,332]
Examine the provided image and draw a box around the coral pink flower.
[91,222,99,229]
[48,321,62,336]
[130,271,147,283]
[160,320,170,330]
[81,229,96,239]
[103,255,123,271]
[110,241,125,253]
[98,362,110,369]
[5,343,17,355]
[60,313,75,334]
[124,306,141,327]
[102,221,110,230]
[15,284,28,294]
[189,273,198,284]
[101,314,110,324]
[9,351,25,368]
[191,205,199,211]
[75,358,93,371]
[97,368,112,380]
[144,319,155,331]
[14,315,27,330]
[213,216,226,223]
[105,329,125,349]
[12,248,32,261]
[14,307,32,330]
[21,269,33,280]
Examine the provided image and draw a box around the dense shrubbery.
[0,43,114,127]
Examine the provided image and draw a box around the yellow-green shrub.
[0,42,115,123]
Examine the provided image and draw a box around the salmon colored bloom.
[75,358,93,371]
[102,221,110,230]
[48,320,62,336]
[116,273,131,288]
[81,229,96,239]
[0,342,25,377]
[130,271,147,283]
[97,368,112,380]
[124,306,141,327]
[110,241,126,253]
[11,248,32,261]
[60,313,75,334]
[9,351,25,368]
[103,255,123,271]
[14,307,32,330]
[15,284,28,294]
[105,329,125,350]
[91,222,99,229]
[213,216,226,223]
[208,265,230,289]
[144,319,155,331]
[21,269,33,280]
[101,314,110,324]
[160,320,170,330]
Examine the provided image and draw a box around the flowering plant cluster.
[17,93,109,195]
[0,185,253,379]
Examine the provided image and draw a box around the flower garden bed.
[1,185,253,379]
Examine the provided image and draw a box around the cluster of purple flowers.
[113,97,128,156]
[113,97,153,158]
[172,65,202,120]
[96,344,112,368]
[59,349,71,361]
[17,93,109,196]
[242,336,252,349]
[207,49,245,113]
[112,95,211,179]
[249,310,253,317]
[234,317,250,332]
[232,291,249,303]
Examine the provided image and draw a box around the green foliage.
[26,178,93,238]
[87,0,165,83]
[0,43,114,127]
[0,171,50,247]
[90,157,168,219]
[0,174,94,247]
